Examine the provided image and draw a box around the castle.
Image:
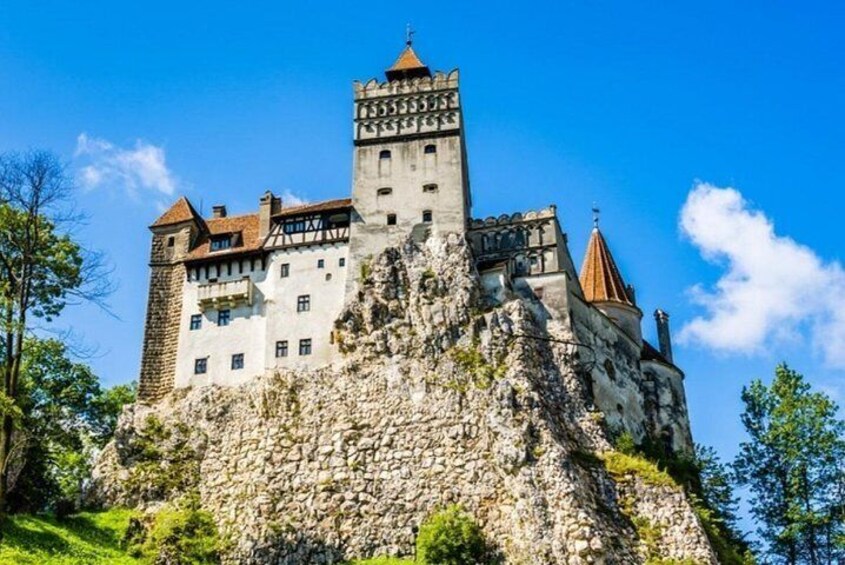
[138,41,693,453]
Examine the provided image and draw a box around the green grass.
[599,451,679,489]
[0,508,140,565]
[347,559,415,565]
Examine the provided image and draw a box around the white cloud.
[679,182,845,368]
[280,189,308,207]
[74,133,177,198]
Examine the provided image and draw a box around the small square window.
[231,353,244,370]
[218,309,231,326]
[190,314,202,331]
[299,339,312,356]
[194,358,207,374]
[167,236,175,247]
[339,258,346,267]
[275,340,288,358]
[317,259,325,269]
[422,210,433,223]
[281,263,290,278]
[387,214,397,226]
[210,236,231,251]
[297,295,311,312]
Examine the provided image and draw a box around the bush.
[129,494,221,564]
[416,505,487,564]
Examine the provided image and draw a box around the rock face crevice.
[91,236,716,564]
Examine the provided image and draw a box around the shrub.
[130,494,222,564]
[416,505,487,564]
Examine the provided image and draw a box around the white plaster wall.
[175,243,349,388]
[264,243,348,371]
[176,259,269,388]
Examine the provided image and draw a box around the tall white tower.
[346,40,471,287]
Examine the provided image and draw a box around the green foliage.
[614,431,638,455]
[129,495,221,564]
[692,500,756,565]
[734,364,845,563]
[0,508,140,564]
[449,344,506,391]
[599,451,678,489]
[416,505,488,564]
[9,338,136,514]
[124,416,200,502]
[347,558,415,565]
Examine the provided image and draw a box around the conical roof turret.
[579,226,635,307]
[385,42,431,81]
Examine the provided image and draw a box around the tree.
[0,150,111,520]
[696,444,741,536]
[7,338,135,513]
[734,364,845,564]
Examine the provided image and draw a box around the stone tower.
[346,41,471,287]
[138,197,202,402]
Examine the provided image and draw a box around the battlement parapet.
[469,206,558,230]
[353,69,459,99]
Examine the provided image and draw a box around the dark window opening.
[325,273,332,281]
[317,259,325,269]
[339,258,346,267]
[218,309,231,326]
[387,214,397,226]
[299,339,312,356]
[377,187,393,196]
[604,359,617,381]
[275,341,288,358]
[422,210,433,223]
[423,184,438,193]
[281,263,290,278]
[194,358,207,374]
[190,314,202,331]
[297,295,311,312]
[424,144,437,154]
[167,236,175,247]
[231,353,244,370]
[379,149,391,159]
[210,236,232,251]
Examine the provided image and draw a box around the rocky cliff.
[90,235,718,564]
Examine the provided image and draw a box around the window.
[297,295,311,312]
[387,214,397,226]
[325,273,332,281]
[210,236,231,251]
[339,258,346,267]
[218,309,230,326]
[424,144,437,154]
[379,149,391,159]
[422,210,433,223]
[317,259,325,269]
[231,353,244,370]
[194,358,207,374]
[167,236,175,247]
[275,340,288,358]
[299,339,312,356]
[377,187,393,196]
[189,314,202,331]
[423,184,438,193]
[281,263,290,278]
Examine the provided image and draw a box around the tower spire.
[385,28,430,81]
[406,23,415,46]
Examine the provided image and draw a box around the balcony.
[197,278,253,311]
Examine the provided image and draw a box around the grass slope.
[0,509,140,565]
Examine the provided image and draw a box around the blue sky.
[3,0,845,530]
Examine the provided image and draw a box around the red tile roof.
[388,45,427,72]
[150,197,203,228]
[579,228,634,306]
[186,213,261,261]
[273,198,352,217]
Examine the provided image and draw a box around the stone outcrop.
[91,235,717,564]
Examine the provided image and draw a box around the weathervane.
[406,23,415,46]
[592,204,601,229]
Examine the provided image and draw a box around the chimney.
[212,205,227,218]
[259,190,282,239]
[654,309,673,363]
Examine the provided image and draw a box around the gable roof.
[273,198,352,218]
[579,228,634,306]
[150,196,203,228]
[386,45,431,81]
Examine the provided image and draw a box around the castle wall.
[175,243,349,389]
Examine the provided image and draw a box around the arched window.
[424,144,437,154]
[422,183,438,193]
[379,149,391,160]
[422,210,433,223]
[377,187,393,196]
